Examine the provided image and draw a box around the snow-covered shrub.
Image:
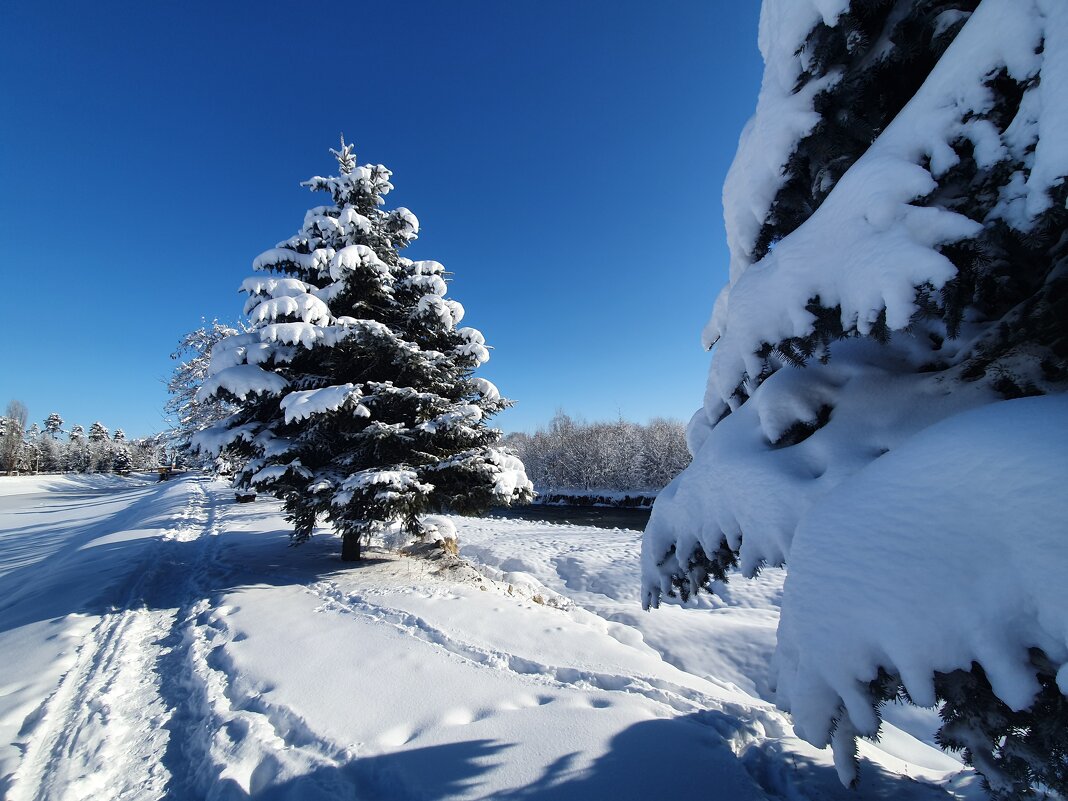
[505,412,690,494]
[165,320,245,468]
[195,138,532,560]
[0,401,28,474]
[642,0,1067,795]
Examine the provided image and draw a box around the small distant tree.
[86,422,113,473]
[23,423,42,473]
[197,139,532,560]
[130,434,166,470]
[66,425,89,473]
[112,446,133,475]
[39,414,65,470]
[166,320,245,467]
[1,401,28,474]
[44,413,64,439]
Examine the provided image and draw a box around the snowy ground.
[0,474,980,800]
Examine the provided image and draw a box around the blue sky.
[0,1,763,438]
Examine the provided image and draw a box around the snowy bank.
[0,476,975,799]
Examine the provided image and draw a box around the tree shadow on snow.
[160,739,510,801]
[156,711,960,801]
[494,710,959,801]
[0,477,387,634]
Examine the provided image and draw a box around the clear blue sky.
[0,1,763,438]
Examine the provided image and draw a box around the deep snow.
[0,474,980,799]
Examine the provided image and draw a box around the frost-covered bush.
[165,320,245,468]
[505,412,689,494]
[641,0,1068,795]
[195,139,532,560]
[0,401,28,474]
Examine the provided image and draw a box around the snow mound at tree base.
[775,394,1068,789]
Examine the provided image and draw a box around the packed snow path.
[0,475,977,799]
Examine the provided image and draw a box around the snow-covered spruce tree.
[110,429,132,474]
[195,139,532,560]
[641,1,1066,796]
[87,422,114,473]
[44,413,63,439]
[65,427,89,473]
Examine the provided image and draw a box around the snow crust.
[719,0,848,299]
[250,461,311,486]
[329,244,389,281]
[418,404,482,435]
[239,276,311,314]
[247,293,332,327]
[252,247,334,277]
[775,395,1068,752]
[471,377,500,402]
[454,327,489,365]
[191,420,259,455]
[486,448,530,499]
[419,514,457,544]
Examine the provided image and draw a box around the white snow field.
[0,474,979,800]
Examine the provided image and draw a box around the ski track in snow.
[6,478,360,800]
[6,481,212,801]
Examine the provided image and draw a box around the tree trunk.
[341,532,362,562]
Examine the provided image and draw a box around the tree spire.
[330,133,356,175]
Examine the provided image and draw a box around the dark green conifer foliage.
[739,1,1066,405]
[662,4,1068,795]
[198,139,532,560]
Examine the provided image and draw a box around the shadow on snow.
[161,713,958,801]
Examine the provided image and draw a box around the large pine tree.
[196,139,531,560]
[642,1,1066,796]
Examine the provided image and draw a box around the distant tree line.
[504,412,690,494]
[0,402,167,475]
